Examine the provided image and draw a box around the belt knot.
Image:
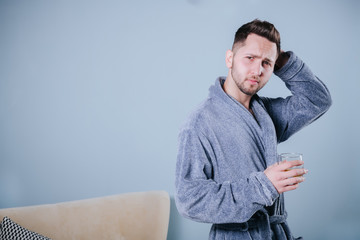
[214,211,287,232]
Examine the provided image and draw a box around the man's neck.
[223,76,253,111]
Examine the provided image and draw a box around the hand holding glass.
[264,153,307,193]
[279,153,304,175]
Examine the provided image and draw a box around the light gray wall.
[1,0,359,239]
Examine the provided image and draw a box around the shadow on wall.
[167,196,210,239]
[167,197,183,240]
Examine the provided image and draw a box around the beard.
[237,81,259,96]
[232,72,262,96]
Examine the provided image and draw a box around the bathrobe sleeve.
[175,128,279,224]
[262,51,332,143]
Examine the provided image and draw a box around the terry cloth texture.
[175,51,331,240]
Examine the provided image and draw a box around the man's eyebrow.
[264,57,275,63]
[245,53,275,63]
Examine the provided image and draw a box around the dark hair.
[233,19,281,56]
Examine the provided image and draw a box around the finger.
[279,183,299,193]
[282,176,305,186]
[273,160,290,169]
[287,160,304,168]
[283,168,308,179]
[278,160,304,171]
[267,161,282,171]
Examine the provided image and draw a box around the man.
[175,19,332,240]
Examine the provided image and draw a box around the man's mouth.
[247,79,259,85]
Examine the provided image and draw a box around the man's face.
[226,34,277,96]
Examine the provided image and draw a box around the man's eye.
[263,61,271,66]
[247,56,254,60]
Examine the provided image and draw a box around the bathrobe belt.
[214,211,288,232]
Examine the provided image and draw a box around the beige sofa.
[0,191,170,240]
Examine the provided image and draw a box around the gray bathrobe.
[175,52,332,240]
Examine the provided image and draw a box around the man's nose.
[251,61,263,76]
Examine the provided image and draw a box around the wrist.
[274,51,290,71]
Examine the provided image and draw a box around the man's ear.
[225,50,233,69]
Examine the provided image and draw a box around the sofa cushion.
[0,216,52,240]
[0,191,170,240]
